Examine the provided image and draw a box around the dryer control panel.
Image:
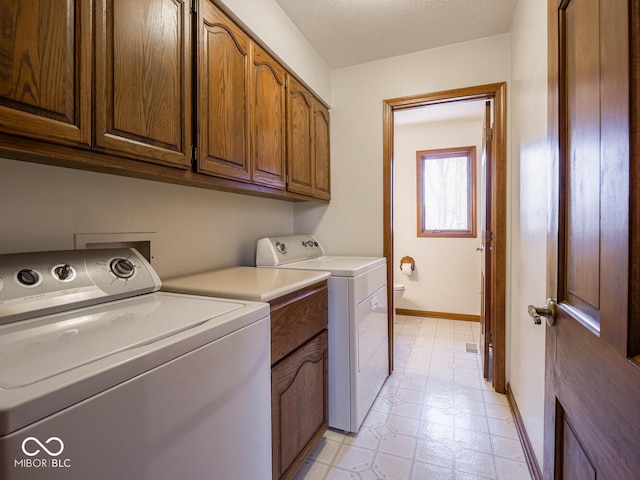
[0,248,161,325]
[256,235,325,266]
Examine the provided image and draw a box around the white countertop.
[161,266,331,302]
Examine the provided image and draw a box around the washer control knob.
[17,269,40,286]
[54,264,73,280]
[110,258,135,279]
[275,242,287,254]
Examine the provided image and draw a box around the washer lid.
[0,292,269,436]
[273,256,386,277]
[0,293,244,389]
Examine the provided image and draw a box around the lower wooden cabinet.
[272,331,328,479]
[269,282,328,480]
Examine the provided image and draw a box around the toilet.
[393,282,405,321]
[393,282,405,304]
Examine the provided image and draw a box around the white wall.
[0,158,292,278]
[508,0,548,467]
[0,0,331,277]
[394,118,483,315]
[294,34,510,255]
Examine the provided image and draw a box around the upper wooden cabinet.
[287,76,331,200]
[0,0,92,147]
[94,0,191,169]
[0,0,329,202]
[196,2,287,189]
[250,43,287,190]
[286,76,314,196]
[197,1,251,181]
[313,101,331,201]
[0,0,191,168]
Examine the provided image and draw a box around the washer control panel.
[256,235,325,266]
[0,248,161,325]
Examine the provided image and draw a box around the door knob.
[527,298,557,326]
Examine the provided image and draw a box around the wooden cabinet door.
[544,0,640,478]
[94,0,191,168]
[272,331,328,480]
[250,43,286,189]
[0,0,91,147]
[197,0,251,181]
[286,75,314,196]
[312,100,330,200]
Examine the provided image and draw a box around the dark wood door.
[286,75,314,196]
[312,100,331,200]
[0,0,91,147]
[480,100,493,379]
[94,0,191,168]
[197,0,251,181]
[544,0,640,478]
[250,42,286,189]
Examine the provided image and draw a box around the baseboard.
[396,308,480,322]
[506,383,542,480]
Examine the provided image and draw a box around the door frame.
[382,82,507,392]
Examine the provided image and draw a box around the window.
[416,146,476,238]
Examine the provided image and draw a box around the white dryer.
[257,235,388,433]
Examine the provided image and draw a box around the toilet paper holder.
[399,256,415,271]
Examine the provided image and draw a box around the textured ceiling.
[274,0,518,69]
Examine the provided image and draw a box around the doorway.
[383,82,507,392]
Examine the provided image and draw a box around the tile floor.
[293,315,532,480]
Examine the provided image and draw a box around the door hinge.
[485,230,493,243]
[488,331,493,346]
[485,127,494,141]
[191,0,197,14]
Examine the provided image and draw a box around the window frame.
[416,145,477,238]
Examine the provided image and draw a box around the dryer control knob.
[275,242,287,254]
[54,264,73,280]
[17,269,40,286]
[110,258,135,279]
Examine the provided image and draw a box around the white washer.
[257,235,388,433]
[0,248,271,480]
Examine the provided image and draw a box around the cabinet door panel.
[0,0,91,146]
[250,43,286,189]
[95,0,191,168]
[313,101,331,200]
[272,331,328,480]
[286,75,314,196]
[197,0,250,181]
